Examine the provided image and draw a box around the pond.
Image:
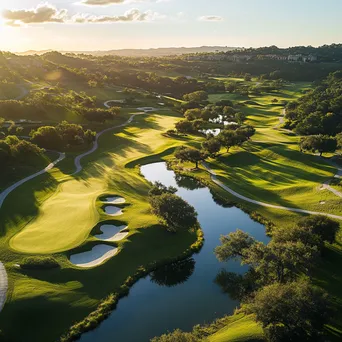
[80,162,269,342]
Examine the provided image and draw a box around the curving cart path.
[0,262,8,313]
[202,162,342,221]
[321,159,342,198]
[73,112,141,175]
[0,152,65,210]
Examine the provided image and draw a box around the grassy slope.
[0,110,204,342]
[206,81,340,215]
[208,315,264,342]
[201,81,342,341]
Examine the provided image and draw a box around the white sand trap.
[70,245,118,268]
[103,196,125,204]
[104,206,123,216]
[95,224,129,241]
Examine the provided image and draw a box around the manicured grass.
[0,109,205,341]
[1,78,341,342]
[204,82,341,216]
[195,81,342,341]
[208,314,264,342]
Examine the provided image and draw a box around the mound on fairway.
[104,206,123,216]
[95,224,129,242]
[69,244,118,268]
[10,179,105,254]
[102,196,126,204]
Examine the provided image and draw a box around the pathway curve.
[0,262,8,313]
[321,159,342,198]
[0,152,65,209]
[73,113,141,174]
[202,162,342,221]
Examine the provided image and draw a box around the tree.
[88,80,97,88]
[0,140,11,163]
[183,91,208,103]
[175,146,207,169]
[235,112,246,124]
[337,132,342,149]
[30,126,63,150]
[243,280,330,342]
[215,230,255,261]
[297,215,339,244]
[218,130,240,152]
[149,181,177,197]
[215,230,318,284]
[202,138,221,157]
[237,125,256,140]
[149,193,198,232]
[184,108,202,121]
[175,120,194,134]
[244,73,252,82]
[300,135,337,156]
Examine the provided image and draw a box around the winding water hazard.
[79,162,269,342]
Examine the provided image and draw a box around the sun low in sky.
[0,0,341,52]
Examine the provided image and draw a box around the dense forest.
[285,71,342,136]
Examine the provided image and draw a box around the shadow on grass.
[0,172,58,239]
[17,224,197,299]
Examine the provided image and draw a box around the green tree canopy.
[149,193,198,232]
[175,146,207,169]
[243,280,330,342]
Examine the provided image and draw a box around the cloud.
[72,8,159,23]
[2,3,162,26]
[198,15,223,21]
[80,0,169,6]
[3,3,68,26]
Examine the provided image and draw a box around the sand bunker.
[103,196,126,204]
[104,206,123,216]
[70,245,118,268]
[95,224,129,242]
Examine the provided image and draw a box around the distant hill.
[17,46,238,57]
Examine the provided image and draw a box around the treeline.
[30,121,96,150]
[214,216,338,341]
[0,135,44,165]
[285,71,342,136]
[0,89,120,123]
[300,134,342,156]
[153,216,339,341]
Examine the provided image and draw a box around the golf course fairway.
[9,178,104,254]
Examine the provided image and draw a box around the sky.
[0,0,341,52]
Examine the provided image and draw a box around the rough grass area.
[20,256,60,269]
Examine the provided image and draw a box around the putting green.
[10,178,105,254]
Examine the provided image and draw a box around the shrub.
[21,257,60,270]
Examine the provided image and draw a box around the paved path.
[0,152,65,209]
[0,262,8,313]
[202,162,342,221]
[73,114,139,175]
[321,159,342,198]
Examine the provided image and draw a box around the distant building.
[288,54,303,62]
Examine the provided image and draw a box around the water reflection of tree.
[215,269,258,301]
[175,174,205,191]
[150,258,196,287]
